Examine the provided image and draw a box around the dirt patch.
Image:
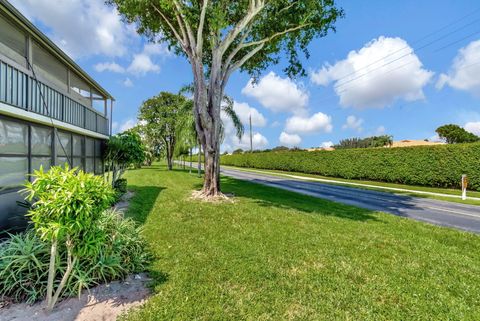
[0,273,151,321]
[190,190,235,203]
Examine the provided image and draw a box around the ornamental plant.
[105,131,145,187]
[22,165,116,311]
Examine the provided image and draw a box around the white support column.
[110,99,114,137]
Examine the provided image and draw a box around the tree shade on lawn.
[121,165,480,320]
[108,0,344,197]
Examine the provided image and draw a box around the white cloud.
[96,43,168,76]
[429,133,443,143]
[127,54,161,75]
[271,121,281,128]
[465,122,480,136]
[321,141,334,148]
[242,72,308,114]
[342,115,364,132]
[230,101,267,127]
[95,62,125,73]
[228,133,269,151]
[11,0,136,58]
[143,43,171,56]
[220,104,268,152]
[376,125,386,135]
[279,132,302,147]
[311,36,434,109]
[119,118,137,133]
[285,112,333,134]
[123,78,134,87]
[437,40,480,96]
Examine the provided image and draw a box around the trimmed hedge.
[221,143,480,190]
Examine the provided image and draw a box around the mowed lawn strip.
[122,165,480,320]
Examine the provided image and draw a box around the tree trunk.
[189,148,192,174]
[191,54,225,197]
[197,143,202,177]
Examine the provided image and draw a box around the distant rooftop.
[389,140,446,148]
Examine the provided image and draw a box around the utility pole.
[249,113,253,152]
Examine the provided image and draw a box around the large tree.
[109,0,343,197]
[436,124,480,144]
[139,92,190,170]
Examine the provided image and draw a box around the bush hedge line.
[220,143,480,190]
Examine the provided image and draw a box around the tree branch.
[151,4,186,49]
[172,0,197,53]
[222,23,311,80]
[196,0,208,55]
[224,43,265,84]
[239,23,311,50]
[218,0,265,56]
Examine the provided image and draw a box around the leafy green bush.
[114,178,128,196]
[221,143,480,190]
[1,165,150,309]
[0,209,149,305]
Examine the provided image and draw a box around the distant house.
[388,140,445,148]
[0,1,114,231]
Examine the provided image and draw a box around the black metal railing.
[0,57,109,136]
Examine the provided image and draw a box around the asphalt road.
[217,166,480,234]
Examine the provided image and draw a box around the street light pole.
[249,114,253,152]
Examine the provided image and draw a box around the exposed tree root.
[190,190,235,203]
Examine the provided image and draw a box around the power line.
[331,8,480,88]
[334,20,480,91]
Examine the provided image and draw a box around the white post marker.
[462,174,468,200]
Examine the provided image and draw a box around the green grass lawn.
[122,165,480,320]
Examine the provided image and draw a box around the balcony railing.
[0,57,109,136]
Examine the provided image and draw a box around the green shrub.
[114,178,128,195]
[4,165,148,309]
[221,143,480,190]
[0,209,150,305]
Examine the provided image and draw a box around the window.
[31,124,52,173]
[56,131,72,158]
[70,72,92,107]
[85,137,94,173]
[32,41,68,90]
[0,15,26,66]
[72,134,84,170]
[0,118,28,154]
[94,140,104,174]
[0,157,28,189]
[31,126,52,156]
[0,115,105,192]
[0,118,28,190]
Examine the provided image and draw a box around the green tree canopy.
[436,124,480,144]
[138,92,190,170]
[105,131,146,184]
[335,135,394,149]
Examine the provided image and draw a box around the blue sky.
[11,0,480,151]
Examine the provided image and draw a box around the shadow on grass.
[191,176,380,222]
[125,185,165,224]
